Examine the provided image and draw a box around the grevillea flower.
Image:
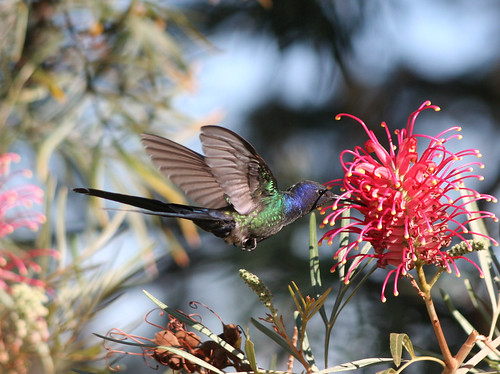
[0,152,56,291]
[319,101,498,301]
[0,153,45,238]
[0,248,59,290]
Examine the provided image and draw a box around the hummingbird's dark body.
[74,126,342,250]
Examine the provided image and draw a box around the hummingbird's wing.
[141,133,227,209]
[200,126,278,215]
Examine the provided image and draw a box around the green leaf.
[308,288,332,318]
[251,318,299,360]
[309,212,328,324]
[157,346,225,374]
[37,116,78,180]
[464,279,497,336]
[295,312,318,372]
[337,208,352,281]
[244,332,259,374]
[329,262,377,326]
[12,2,28,61]
[316,357,394,373]
[459,193,497,312]
[401,335,415,359]
[94,333,154,349]
[389,333,404,367]
[440,289,476,334]
[389,333,415,367]
[143,289,168,308]
[309,212,322,290]
[288,282,304,316]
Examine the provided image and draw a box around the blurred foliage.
[0,0,229,261]
[195,0,361,57]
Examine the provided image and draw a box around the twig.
[288,326,298,373]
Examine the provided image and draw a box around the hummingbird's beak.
[313,189,338,210]
[315,189,361,210]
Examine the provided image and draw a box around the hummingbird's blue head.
[287,180,340,213]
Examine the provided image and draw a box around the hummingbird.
[74,126,344,251]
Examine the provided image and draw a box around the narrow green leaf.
[13,2,28,61]
[337,208,352,281]
[288,283,303,316]
[244,333,259,374]
[55,186,68,268]
[308,288,332,318]
[440,289,476,334]
[269,354,278,371]
[316,357,394,373]
[251,318,299,360]
[309,212,328,324]
[440,288,498,360]
[488,250,500,289]
[463,278,496,336]
[330,263,377,325]
[158,346,225,374]
[291,281,306,308]
[295,312,318,372]
[143,289,168,308]
[459,193,497,312]
[309,212,322,290]
[37,117,78,180]
[401,335,416,359]
[94,333,154,349]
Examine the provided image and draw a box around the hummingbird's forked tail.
[73,188,230,221]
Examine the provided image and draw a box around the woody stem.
[415,264,457,373]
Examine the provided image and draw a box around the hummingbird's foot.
[242,238,257,251]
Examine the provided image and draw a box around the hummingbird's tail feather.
[73,188,231,221]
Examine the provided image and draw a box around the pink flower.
[0,153,56,290]
[0,248,59,290]
[319,101,498,302]
[0,153,45,238]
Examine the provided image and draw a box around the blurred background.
[1,0,500,372]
